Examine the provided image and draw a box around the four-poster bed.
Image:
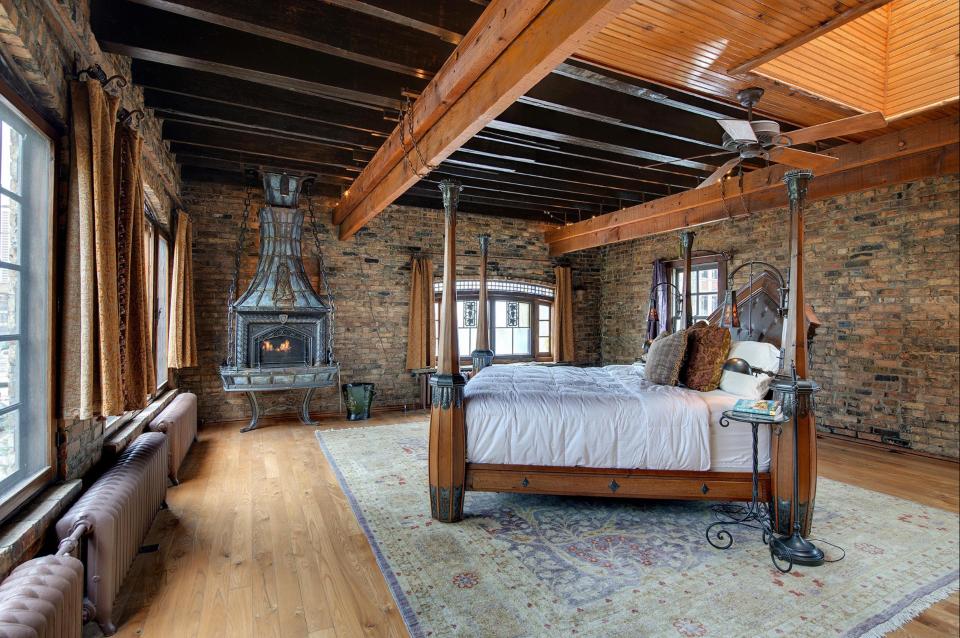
[427,171,822,542]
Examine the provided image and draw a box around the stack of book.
[732,399,784,420]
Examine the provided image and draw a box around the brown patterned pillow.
[643,330,688,386]
[681,324,732,391]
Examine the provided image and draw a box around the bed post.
[428,179,467,523]
[770,169,819,539]
[680,230,695,328]
[471,235,494,373]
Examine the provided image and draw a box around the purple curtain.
[647,258,669,340]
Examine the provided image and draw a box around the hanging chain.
[305,188,338,365]
[224,187,253,367]
[398,96,436,178]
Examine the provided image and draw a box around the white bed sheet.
[464,365,768,473]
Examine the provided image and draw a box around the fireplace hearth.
[220,172,338,432]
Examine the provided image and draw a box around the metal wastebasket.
[342,383,375,420]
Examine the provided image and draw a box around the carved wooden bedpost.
[471,235,494,373]
[429,179,467,523]
[680,230,695,329]
[770,169,820,542]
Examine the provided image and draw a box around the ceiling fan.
[697,87,888,189]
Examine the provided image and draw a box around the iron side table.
[706,410,786,555]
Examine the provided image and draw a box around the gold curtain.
[552,265,575,363]
[115,126,155,409]
[405,256,435,370]
[167,211,198,369]
[61,80,123,419]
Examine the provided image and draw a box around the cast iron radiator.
[55,432,169,635]
[148,392,198,485]
[0,555,85,638]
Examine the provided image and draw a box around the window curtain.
[552,266,575,363]
[648,258,668,340]
[168,211,198,369]
[405,256,435,370]
[115,126,155,409]
[61,80,123,419]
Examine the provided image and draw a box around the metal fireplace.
[220,172,338,432]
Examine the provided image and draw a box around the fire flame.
[262,339,292,353]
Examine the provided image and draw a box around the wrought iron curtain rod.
[73,59,127,93]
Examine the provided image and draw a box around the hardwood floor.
[106,412,959,638]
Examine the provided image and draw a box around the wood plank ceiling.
[91,0,956,226]
[90,0,805,223]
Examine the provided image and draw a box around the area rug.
[316,422,959,638]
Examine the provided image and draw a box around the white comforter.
[464,365,712,470]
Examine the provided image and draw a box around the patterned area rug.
[316,422,959,638]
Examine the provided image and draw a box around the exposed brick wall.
[179,180,599,423]
[0,0,181,478]
[594,175,959,459]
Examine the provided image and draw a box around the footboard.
[466,464,770,502]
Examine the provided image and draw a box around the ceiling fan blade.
[697,157,742,189]
[767,146,839,171]
[718,119,758,143]
[783,111,887,145]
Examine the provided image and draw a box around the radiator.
[148,392,197,485]
[56,432,169,636]
[0,555,84,638]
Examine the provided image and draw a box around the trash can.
[342,383,375,421]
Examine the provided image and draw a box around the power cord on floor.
[808,537,846,563]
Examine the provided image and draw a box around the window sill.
[0,479,82,579]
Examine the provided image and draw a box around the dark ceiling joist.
[145,90,382,149]
[181,165,344,196]
[92,0,422,108]
[127,0,451,78]
[394,194,554,222]
[164,121,361,168]
[176,153,351,185]
[520,73,727,147]
[169,143,358,180]
[491,102,722,171]
[552,61,745,121]
[133,62,395,134]
[321,0,484,45]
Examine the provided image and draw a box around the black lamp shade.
[721,288,740,328]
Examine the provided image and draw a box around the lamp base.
[770,532,825,566]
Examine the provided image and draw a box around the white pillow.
[728,340,781,374]
[719,370,773,399]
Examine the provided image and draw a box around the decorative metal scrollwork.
[463,300,478,328]
[506,301,520,327]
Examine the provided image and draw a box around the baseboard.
[817,432,959,464]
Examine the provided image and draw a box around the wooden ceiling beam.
[126,0,452,79]
[335,0,634,238]
[546,116,959,254]
[332,0,554,228]
[92,0,420,109]
[181,166,345,196]
[727,0,896,76]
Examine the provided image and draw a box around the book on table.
[732,399,783,418]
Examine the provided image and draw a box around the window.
[434,280,554,363]
[154,232,170,389]
[0,93,54,519]
[667,256,727,332]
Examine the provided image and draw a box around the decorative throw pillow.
[719,369,773,399]
[681,324,732,391]
[643,330,688,386]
